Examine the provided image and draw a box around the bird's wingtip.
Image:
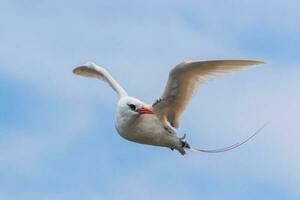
[72,61,98,75]
[72,66,85,75]
[255,60,267,65]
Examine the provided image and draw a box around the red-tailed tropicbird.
[73,60,265,155]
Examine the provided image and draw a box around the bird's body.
[115,96,185,153]
[73,60,265,155]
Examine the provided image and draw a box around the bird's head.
[117,97,154,117]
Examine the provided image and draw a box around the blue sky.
[1,0,300,199]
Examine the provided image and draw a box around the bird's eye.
[128,104,136,111]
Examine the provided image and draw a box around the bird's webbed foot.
[180,140,190,149]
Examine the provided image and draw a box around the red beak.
[137,107,155,114]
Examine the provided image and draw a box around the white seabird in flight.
[73,60,265,155]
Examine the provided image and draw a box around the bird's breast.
[115,114,167,145]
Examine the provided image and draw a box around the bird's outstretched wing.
[73,62,128,98]
[153,60,265,128]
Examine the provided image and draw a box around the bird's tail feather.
[183,123,268,154]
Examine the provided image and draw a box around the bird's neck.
[115,111,137,132]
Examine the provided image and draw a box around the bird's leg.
[180,140,190,149]
[179,133,190,149]
[163,123,189,154]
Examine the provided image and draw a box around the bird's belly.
[116,115,177,148]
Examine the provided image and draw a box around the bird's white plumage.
[73,60,265,155]
[153,60,265,128]
[115,97,181,149]
[73,62,128,98]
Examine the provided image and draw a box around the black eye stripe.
[128,104,136,111]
